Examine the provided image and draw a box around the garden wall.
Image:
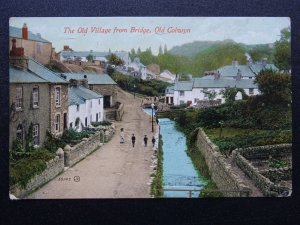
[232,144,292,197]
[10,151,64,198]
[196,128,251,197]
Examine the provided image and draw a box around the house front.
[68,83,103,131]
[9,23,53,65]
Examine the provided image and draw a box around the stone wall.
[64,127,115,167]
[232,144,292,197]
[10,150,64,198]
[196,128,251,197]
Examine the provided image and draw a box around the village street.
[28,88,156,199]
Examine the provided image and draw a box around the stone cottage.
[9,23,53,65]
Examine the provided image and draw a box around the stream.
[143,108,206,198]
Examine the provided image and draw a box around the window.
[33,124,39,145]
[194,98,199,103]
[98,99,101,105]
[96,113,98,122]
[179,91,184,96]
[179,100,185,105]
[70,122,73,128]
[249,77,253,79]
[16,87,23,109]
[55,114,60,132]
[76,104,80,112]
[249,88,254,95]
[99,112,101,120]
[55,87,61,106]
[32,87,39,107]
[85,117,88,127]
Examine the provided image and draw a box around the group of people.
[120,128,155,148]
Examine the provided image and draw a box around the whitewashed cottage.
[68,82,104,131]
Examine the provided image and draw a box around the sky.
[10,17,290,55]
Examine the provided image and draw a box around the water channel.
[143,108,206,198]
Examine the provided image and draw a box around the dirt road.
[28,88,156,199]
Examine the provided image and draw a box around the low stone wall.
[236,144,291,160]
[232,144,292,197]
[64,131,101,167]
[196,128,251,197]
[10,151,64,198]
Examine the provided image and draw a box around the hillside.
[169,40,223,58]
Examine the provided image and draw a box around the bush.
[10,149,55,188]
[91,120,112,127]
[61,129,91,143]
[43,130,66,153]
[212,130,292,154]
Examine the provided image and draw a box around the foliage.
[25,123,34,152]
[61,129,91,143]
[86,54,94,62]
[91,121,112,126]
[248,45,274,62]
[43,130,66,153]
[269,159,288,169]
[111,71,170,96]
[210,129,291,155]
[10,148,55,188]
[273,27,291,71]
[107,53,124,65]
[220,87,248,103]
[151,135,164,197]
[254,69,291,104]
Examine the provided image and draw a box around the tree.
[137,47,141,54]
[220,87,248,103]
[107,53,124,65]
[274,27,291,71]
[86,54,94,62]
[254,69,291,104]
[164,44,168,54]
[158,45,163,55]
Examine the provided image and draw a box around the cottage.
[9,23,53,65]
[61,73,117,108]
[159,70,176,83]
[9,39,69,150]
[68,83,104,131]
[167,60,278,106]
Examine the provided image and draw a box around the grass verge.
[150,135,163,197]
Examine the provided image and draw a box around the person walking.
[131,134,136,147]
[144,135,148,147]
[152,136,156,147]
[120,128,125,144]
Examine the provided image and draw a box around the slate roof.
[10,66,49,83]
[61,73,117,85]
[193,77,257,89]
[28,58,68,84]
[174,82,193,91]
[249,63,278,74]
[9,26,51,43]
[68,85,103,106]
[218,65,255,77]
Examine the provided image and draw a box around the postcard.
[8,17,291,199]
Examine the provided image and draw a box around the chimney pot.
[22,23,28,40]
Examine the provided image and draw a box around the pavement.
[28,88,157,199]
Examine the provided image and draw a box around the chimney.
[232,58,239,67]
[236,69,242,81]
[214,71,220,80]
[70,79,79,86]
[22,23,28,40]
[80,75,89,88]
[9,39,28,69]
